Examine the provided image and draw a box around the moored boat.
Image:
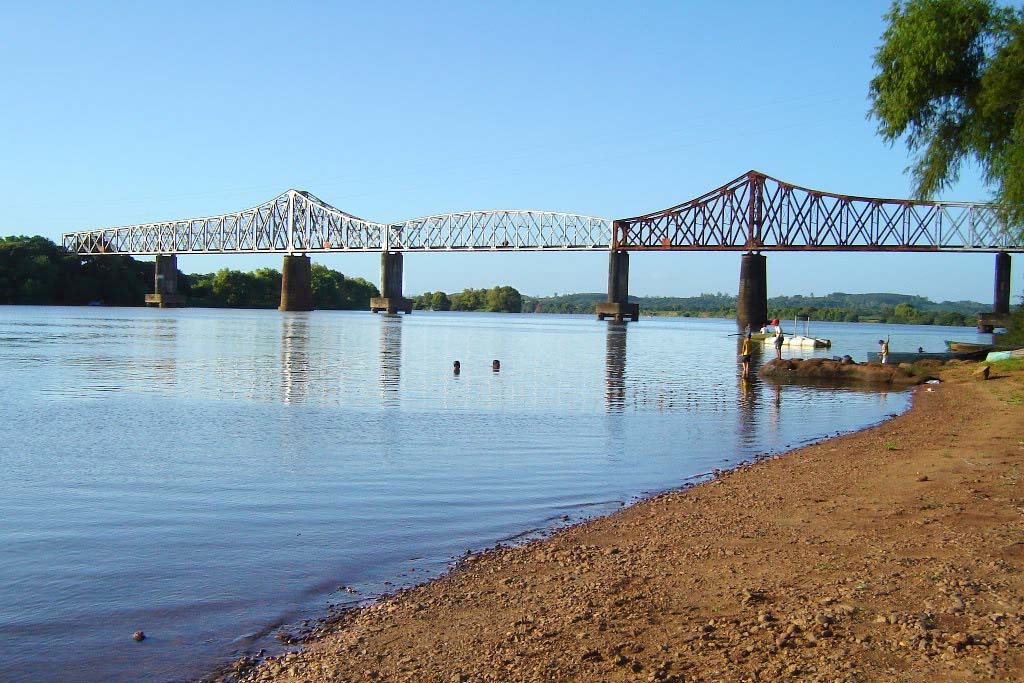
[945,340,1017,353]
[760,315,831,349]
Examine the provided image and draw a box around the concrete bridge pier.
[145,254,185,308]
[596,250,640,322]
[978,251,1012,332]
[737,251,768,332]
[279,254,314,312]
[370,251,412,314]
[995,251,1011,314]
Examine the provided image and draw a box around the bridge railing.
[616,171,1020,252]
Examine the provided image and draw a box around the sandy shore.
[223,364,1023,683]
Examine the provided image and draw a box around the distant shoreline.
[0,302,997,328]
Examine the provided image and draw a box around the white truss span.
[61,190,613,255]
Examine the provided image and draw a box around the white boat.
[762,316,831,349]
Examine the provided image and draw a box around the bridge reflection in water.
[378,314,402,408]
[281,314,310,405]
[604,323,627,413]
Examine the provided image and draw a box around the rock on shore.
[759,357,931,385]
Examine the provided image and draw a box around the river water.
[0,307,993,682]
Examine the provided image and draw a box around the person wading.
[739,333,753,378]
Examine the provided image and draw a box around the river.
[0,306,993,682]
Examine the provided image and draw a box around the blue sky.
[1,1,1018,304]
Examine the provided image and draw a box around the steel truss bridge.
[62,171,1023,255]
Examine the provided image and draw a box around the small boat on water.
[761,315,831,348]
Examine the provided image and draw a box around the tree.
[869,0,1024,226]
[430,291,452,311]
[485,286,523,313]
[211,268,254,307]
[451,288,486,311]
[311,264,342,308]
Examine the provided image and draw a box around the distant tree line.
[522,291,1005,327]
[0,235,150,305]
[185,264,377,309]
[0,235,377,309]
[412,286,523,313]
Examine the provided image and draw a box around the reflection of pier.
[737,374,759,448]
[281,314,309,404]
[604,323,627,412]
[378,315,402,407]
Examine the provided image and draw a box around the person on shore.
[878,336,890,364]
[773,327,784,360]
[739,333,752,378]
[453,360,461,375]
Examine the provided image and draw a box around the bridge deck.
[61,171,1023,255]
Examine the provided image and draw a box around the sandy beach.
[222,364,1023,683]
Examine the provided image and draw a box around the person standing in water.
[739,333,753,378]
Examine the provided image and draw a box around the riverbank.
[227,363,1023,683]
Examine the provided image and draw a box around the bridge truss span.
[388,210,611,251]
[61,190,388,256]
[61,192,612,255]
[615,171,1022,253]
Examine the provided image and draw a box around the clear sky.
[1,1,1018,304]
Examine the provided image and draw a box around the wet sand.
[225,364,1023,683]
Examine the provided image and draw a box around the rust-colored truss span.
[615,171,1022,253]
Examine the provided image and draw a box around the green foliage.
[0,235,149,305]
[521,290,982,325]
[485,285,523,313]
[310,264,378,309]
[996,307,1024,344]
[451,288,486,311]
[415,286,523,313]
[413,291,452,311]
[186,264,377,309]
[869,0,1024,227]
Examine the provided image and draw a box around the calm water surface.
[0,307,993,682]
